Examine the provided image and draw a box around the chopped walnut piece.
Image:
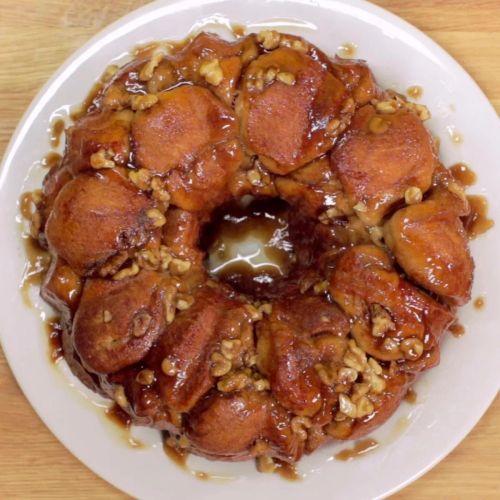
[291,416,312,441]
[370,304,396,337]
[210,352,232,377]
[146,208,167,227]
[257,30,281,50]
[139,50,164,81]
[129,168,153,190]
[169,258,191,275]
[199,59,224,86]
[256,455,277,473]
[217,371,251,392]
[161,357,178,376]
[404,186,423,205]
[136,369,155,385]
[103,310,113,323]
[276,71,296,85]
[130,94,159,111]
[400,337,424,360]
[338,393,357,418]
[112,262,139,281]
[90,148,115,169]
[114,385,128,409]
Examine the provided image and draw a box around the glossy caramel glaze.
[19,29,491,470]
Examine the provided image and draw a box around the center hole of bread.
[201,197,296,297]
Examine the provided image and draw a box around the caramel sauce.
[105,403,144,449]
[70,81,104,121]
[337,42,357,59]
[45,316,63,363]
[449,322,465,337]
[274,459,302,481]
[49,118,65,148]
[404,387,418,404]
[463,195,494,239]
[202,198,295,296]
[407,85,423,99]
[231,23,246,37]
[474,296,485,310]
[20,236,50,307]
[446,126,463,144]
[41,151,62,170]
[334,438,379,461]
[450,163,476,187]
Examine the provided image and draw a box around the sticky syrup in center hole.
[201,197,295,297]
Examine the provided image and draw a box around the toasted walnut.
[376,100,398,114]
[131,310,152,338]
[356,395,375,418]
[90,148,115,169]
[368,226,385,247]
[254,378,270,391]
[131,94,158,111]
[341,97,355,114]
[258,303,272,315]
[292,39,308,53]
[176,295,194,311]
[371,304,396,337]
[99,252,129,277]
[400,337,424,360]
[103,310,113,323]
[114,385,128,409]
[217,371,250,392]
[353,201,368,213]
[151,177,171,204]
[210,352,232,377]
[338,393,357,419]
[343,340,367,372]
[264,66,278,83]
[313,280,329,295]
[383,337,399,353]
[276,71,296,85]
[251,440,269,456]
[351,382,370,404]
[244,304,263,321]
[257,30,281,50]
[136,369,155,385]
[220,339,242,360]
[112,262,139,281]
[291,416,312,441]
[245,353,258,367]
[256,455,277,473]
[247,169,262,186]
[368,115,390,134]
[404,186,423,205]
[337,367,358,384]
[406,102,431,121]
[326,418,354,439]
[367,357,383,375]
[199,59,224,86]
[137,248,160,270]
[139,50,164,81]
[326,118,341,135]
[159,246,173,271]
[169,258,191,275]
[129,168,153,190]
[315,363,336,386]
[363,370,386,394]
[146,208,167,227]
[163,287,177,324]
[161,357,178,376]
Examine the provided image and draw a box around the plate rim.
[1,0,499,498]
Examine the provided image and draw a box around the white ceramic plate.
[1,0,499,498]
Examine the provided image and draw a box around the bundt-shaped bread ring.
[31,30,475,469]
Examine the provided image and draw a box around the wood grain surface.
[0,1,498,498]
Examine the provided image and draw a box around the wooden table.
[1,1,498,498]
